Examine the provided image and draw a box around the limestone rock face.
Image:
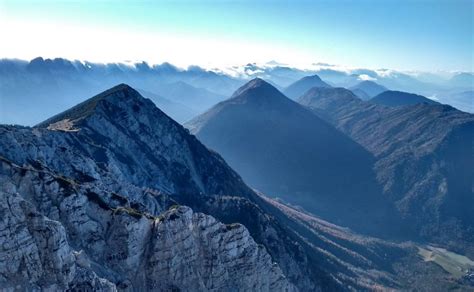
[147,206,293,291]
[0,191,116,291]
[0,158,294,291]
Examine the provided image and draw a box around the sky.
[0,0,472,72]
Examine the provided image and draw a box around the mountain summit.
[37,84,150,128]
[228,78,293,106]
[187,79,394,232]
[283,75,331,99]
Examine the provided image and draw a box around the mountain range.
[1,57,473,128]
[187,79,397,234]
[298,86,474,255]
[0,58,240,125]
[1,56,474,290]
[188,78,473,252]
[1,83,466,291]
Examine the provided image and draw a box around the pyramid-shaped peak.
[231,78,281,99]
[36,83,146,128]
[283,74,331,99]
[94,83,141,100]
[244,77,271,87]
[304,75,323,81]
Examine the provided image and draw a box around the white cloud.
[357,74,377,81]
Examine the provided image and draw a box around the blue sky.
[0,0,472,71]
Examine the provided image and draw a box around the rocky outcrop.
[0,158,293,291]
[147,206,293,291]
[0,191,116,291]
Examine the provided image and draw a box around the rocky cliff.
[0,157,293,291]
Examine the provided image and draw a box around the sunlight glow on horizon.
[0,15,322,71]
[0,0,472,72]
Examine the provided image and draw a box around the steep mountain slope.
[0,190,116,291]
[298,87,474,254]
[187,79,396,234]
[349,81,387,100]
[283,75,331,99]
[0,84,425,291]
[370,90,439,107]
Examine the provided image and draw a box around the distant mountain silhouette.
[0,57,239,125]
[187,78,395,233]
[449,72,474,88]
[349,80,387,100]
[283,75,331,99]
[1,58,471,125]
[370,90,439,106]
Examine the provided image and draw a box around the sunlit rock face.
[0,148,293,291]
[0,191,117,291]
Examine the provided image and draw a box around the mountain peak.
[96,83,140,99]
[358,80,377,85]
[303,74,323,81]
[36,83,149,129]
[226,78,293,107]
[283,74,331,99]
[230,78,277,98]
